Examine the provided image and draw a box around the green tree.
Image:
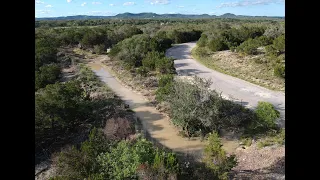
[35,64,61,91]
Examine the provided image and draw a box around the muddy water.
[87,61,240,158]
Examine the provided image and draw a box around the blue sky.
[35,0,285,18]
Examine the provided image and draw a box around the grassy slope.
[191,46,285,92]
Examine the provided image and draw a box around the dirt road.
[87,60,207,159]
[166,42,285,127]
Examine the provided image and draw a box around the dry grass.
[191,47,285,92]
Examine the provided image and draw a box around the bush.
[142,51,164,71]
[263,24,285,39]
[155,57,176,74]
[136,66,148,77]
[272,35,285,54]
[35,80,86,132]
[155,74,174,102]
[274,63,285,78]
[35,63,61,91]
[257,128,285,148]
[236,38,259,55]
[202,132,237,180]
[207,38,228,52]
[163,77,253,136]
[254,101,280,129]
[197,34,208,47]
[256,36,273,46]
[96,138,179,180]
[93,44,105,54]
[54,128,113,179]
[194,47,208,57]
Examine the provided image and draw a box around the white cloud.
[217,0,283,8]
[149,0,169,5]
[67,0,72,3]
[92,1,102,5]
[36,9,52,14]
[178,6,184,8]
[45,5,53,8]
[85,11,116,16]
[109,4,115,6]
[123,2,135,6]
[81,2,87,6]
[35,0,44,4]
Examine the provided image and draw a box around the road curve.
[87,60,206,159]
[166,42,285,127]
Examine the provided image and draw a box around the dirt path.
[166,42,285,127]
[87,60,207,159]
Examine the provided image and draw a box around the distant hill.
[36,12,284,21]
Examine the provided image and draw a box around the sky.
[35,0,285,18]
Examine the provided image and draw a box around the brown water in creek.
[87,60,240,159]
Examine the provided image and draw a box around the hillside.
[36,12,284,21]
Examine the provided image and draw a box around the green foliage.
[155,74,174,102]
[263,24,285,39]
[96,138,179,180]
[236,38,259,55]
[110,34,156,67]
[257,128,285,148]
[254,101,280,130]
[256,36,273,46]
[35,64,61,91]
[272,35,285,54]
[81,31,105,48]
[194,46,209,57]
[163,76,254,136]
[136,66,148,77]
[93,44,105,54]
[274,63,285,78]
[142,51,164,71]
[155,57,176,74]
[240,137,252,147]
[35,80,86,133]
[197,34,208,47]
[55,128,113,179]
[169,29,202,44]
[207,38,228,52]
[35,37,58,70]
[203,132,237,180]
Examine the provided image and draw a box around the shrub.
[256,36,273,46]
[54,128,112,179]
[202,132,237,180]
[155,74,174,102]
[96,138,179,180]
[207,38,228,52]
[272,35,285,54]
[158,74,174,87]
[35,63,61,91]
[142,51,164,71]
[254,101,280,129]
[257,128,285,148]
[137,150,179,180]
[164,77,252,136]
[274,63,285,78]
[263,24,285,39]
[136,66,149,77]
[197,34,208,47]
[93,44,105,54]
[236,38,259,55]
[155,57,176,74]
[35,80,86,131]
[194,47,208,57]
